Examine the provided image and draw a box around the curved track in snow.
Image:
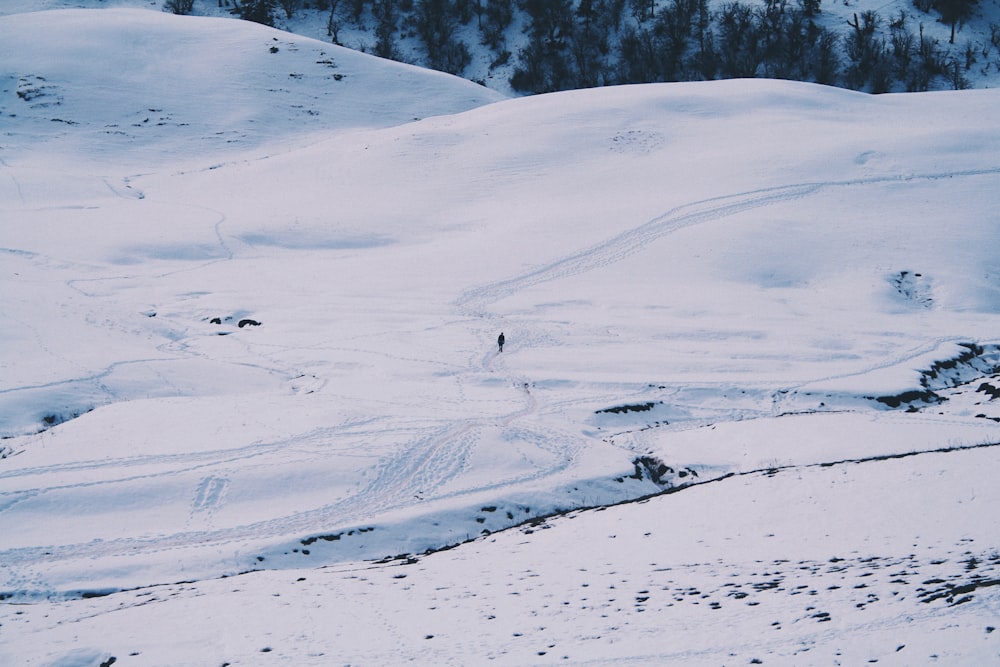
[455,165,1000,428]
[457,166,1000,313]
[3,157,999,596]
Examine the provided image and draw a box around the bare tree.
[479,0,513,49]
[934,0,978,43]
[327,0,344,43]
[233,0,277,25]
[278,0,302,19]
[164,0,195,14]
[373,0,399,59]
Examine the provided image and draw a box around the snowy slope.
[0,8,503,163]
[5,445,998,665]
[1,7,1000,666]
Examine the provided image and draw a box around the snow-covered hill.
[0,8,503,162]
[1,6,999,666]
[4,0,1000,95]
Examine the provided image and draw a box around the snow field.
[1,7,1000,665]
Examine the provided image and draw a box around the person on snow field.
[498,332,505,352]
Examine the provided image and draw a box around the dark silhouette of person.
[498,332,505,352]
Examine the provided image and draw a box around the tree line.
[166,0,993,93]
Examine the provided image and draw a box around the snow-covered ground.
[2,7,999,666]
[5,0,1000,96]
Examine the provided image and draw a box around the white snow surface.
[1,7,1000,666]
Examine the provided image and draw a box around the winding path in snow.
[456,165,1000,424]
[4,162,999,597]
[457,166,1000,313]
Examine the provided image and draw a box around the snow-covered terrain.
[2,6,1000,666]
[6,0,1000,95]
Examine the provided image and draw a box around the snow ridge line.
[459,440,1000,539]
[455,166,1000,313]
[320,440,1000,583]
[2,438,994,601]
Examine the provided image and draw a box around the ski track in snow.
[6,450,997,665]
[0,382,575,579]
[189,475,229,516]
[0,156,26,206]
[457,182,823,313]
[457,166,1000,313]
[2,8,999,658]
[459,164,1000,420]
[3,146,999,595]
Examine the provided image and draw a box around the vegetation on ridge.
[169,0,996,93]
